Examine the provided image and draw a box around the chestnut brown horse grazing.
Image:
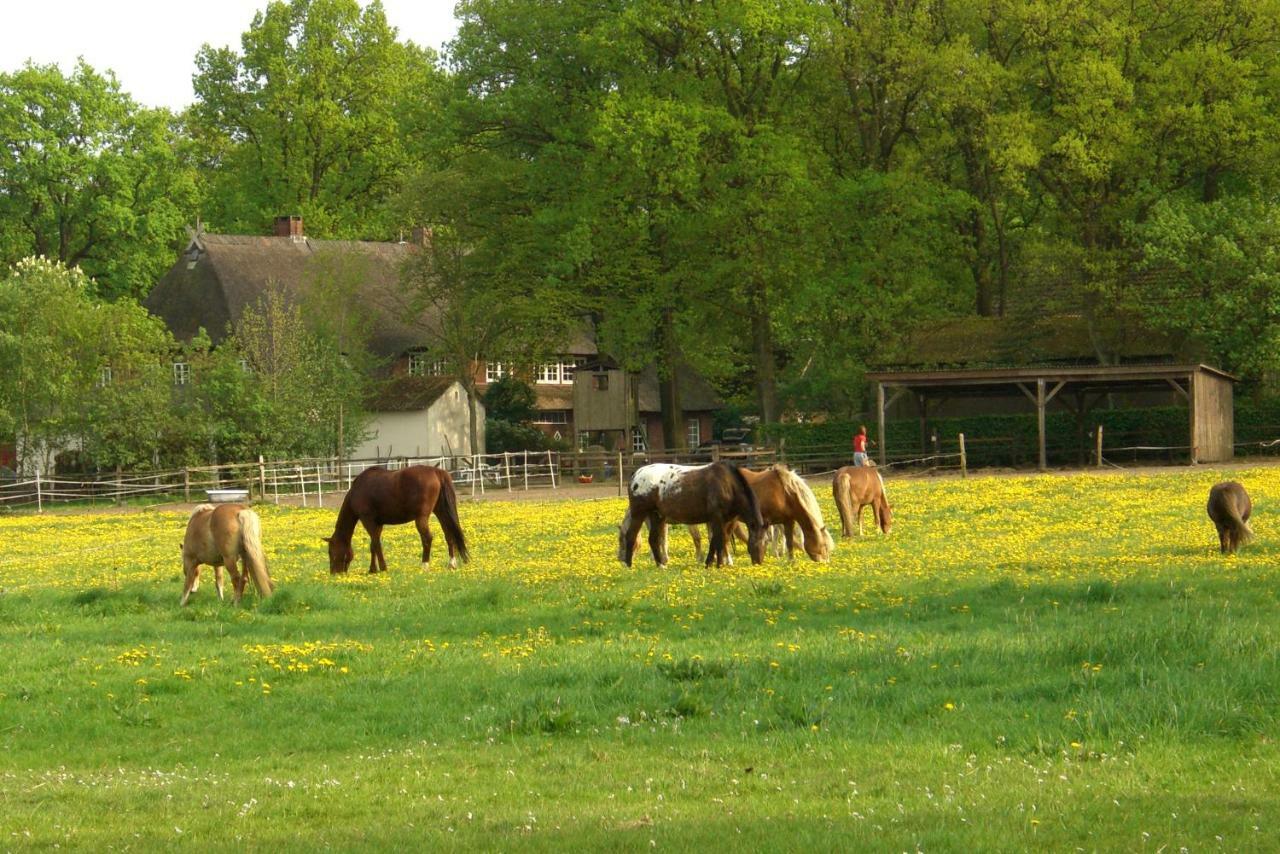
[326,465,469,574]
[687,465,833,562]
[180,504,273,606]
[1207,481,1253,554]
[833,466,893,537]
[619,462,766,567]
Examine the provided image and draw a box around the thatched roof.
[145,233,424,359]
[367,376,463,412]
[880,314,1181,370]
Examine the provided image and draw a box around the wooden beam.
[1037,378,1047,471]
[884,386,909,412]
[1044,380,1066,405]
[1166,378,1189,400]
[1015,382,1038,405]
[876,382,886,466]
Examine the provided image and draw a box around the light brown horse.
[619,462,766,567]
[180,503,273,606]
[833,466,893,537]
[687,465,833,562]
[326,465,468,574]
[1207,481,1252,554]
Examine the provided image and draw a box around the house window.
[561,359,577,384]
[632,427,647,452]
[536,363,561,384]
[430,360,447,377]
[98,366,112,387]
[592,373,609,391]
[408,352,428,376]
[173,361,190,386]
[533,410,569,425]
[238,358,251,373]
[485,362,507,383]
[686,417,701,448]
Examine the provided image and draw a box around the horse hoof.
[448,558,459,570]
[421,561,430,572]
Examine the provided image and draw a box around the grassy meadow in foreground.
[1,467,1279,850]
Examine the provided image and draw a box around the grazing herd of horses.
[176,460,1255,606]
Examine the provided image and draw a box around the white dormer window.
[485,362,507,383]
[173,361,190,386]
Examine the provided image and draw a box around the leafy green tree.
[0,62,198,299]
[191,0,446,238]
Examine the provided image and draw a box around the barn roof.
[878,314,1182,370]
[636,364,722,412]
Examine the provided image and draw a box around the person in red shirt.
[852,425,874,466]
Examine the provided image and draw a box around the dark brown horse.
[326,465,469,573]
[1207,481,1252,554]
[687,465,834,562]
[618,462,766,568]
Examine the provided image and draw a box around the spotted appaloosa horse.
[687,464,834,562]
[618,462,766,567]
[1207,481,1252,554]
[832,465,893,537]
[326,465,469,574]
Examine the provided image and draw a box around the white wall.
[351,381,485,459]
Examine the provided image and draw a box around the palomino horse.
[326,465,469,574]
[833,466,893,537]
[619,462,766,567]
[687,465,833,562]
[180,503,273,606]
[1207,481,1252,554]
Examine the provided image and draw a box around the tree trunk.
[463,376,481,456]
[658,307,685,450]
[751,276,779,424]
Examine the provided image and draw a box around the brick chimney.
[274,215,304,240]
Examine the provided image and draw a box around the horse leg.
[706,522,727,568]
[214,565,225,601]
[783,521,798,560]
[416,517,434,570]
[857,502,866,536]
[648,515,669,567]
[688,525,704,563]
[364,521,386,573]
[226,556,245,605]
[179,557,200,607]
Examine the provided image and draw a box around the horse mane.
[726,463,764,529]
[772,465,833,557]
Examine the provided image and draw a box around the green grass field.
[2,467,1278,850]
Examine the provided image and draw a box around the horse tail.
[875,470,887,499]
[236,508,273,597]
[434,469,470,563]
[833,470,855,538]
[728,463,764,530]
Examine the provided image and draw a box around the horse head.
[324,536,353,574]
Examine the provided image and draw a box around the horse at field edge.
[832,465,893,537]
[326,465,469,574]
[1207,481,1252,554]
[180,503,274,606]
[618,462,766,568]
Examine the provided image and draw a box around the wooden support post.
[1037,378,1047,471]
[1187,371,1198,465]
[1096,425,1104,467]
[548,449,557,489]
[523,450,529,491]
[316,464,323,507]
[617,450,625,498]
[876,382,886,465]
[258,456,266,500]
[183,469,190,503]
[298,466,307,508]
[958,433,967,478]
[35,469,42,513]
[504,452,513,492]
